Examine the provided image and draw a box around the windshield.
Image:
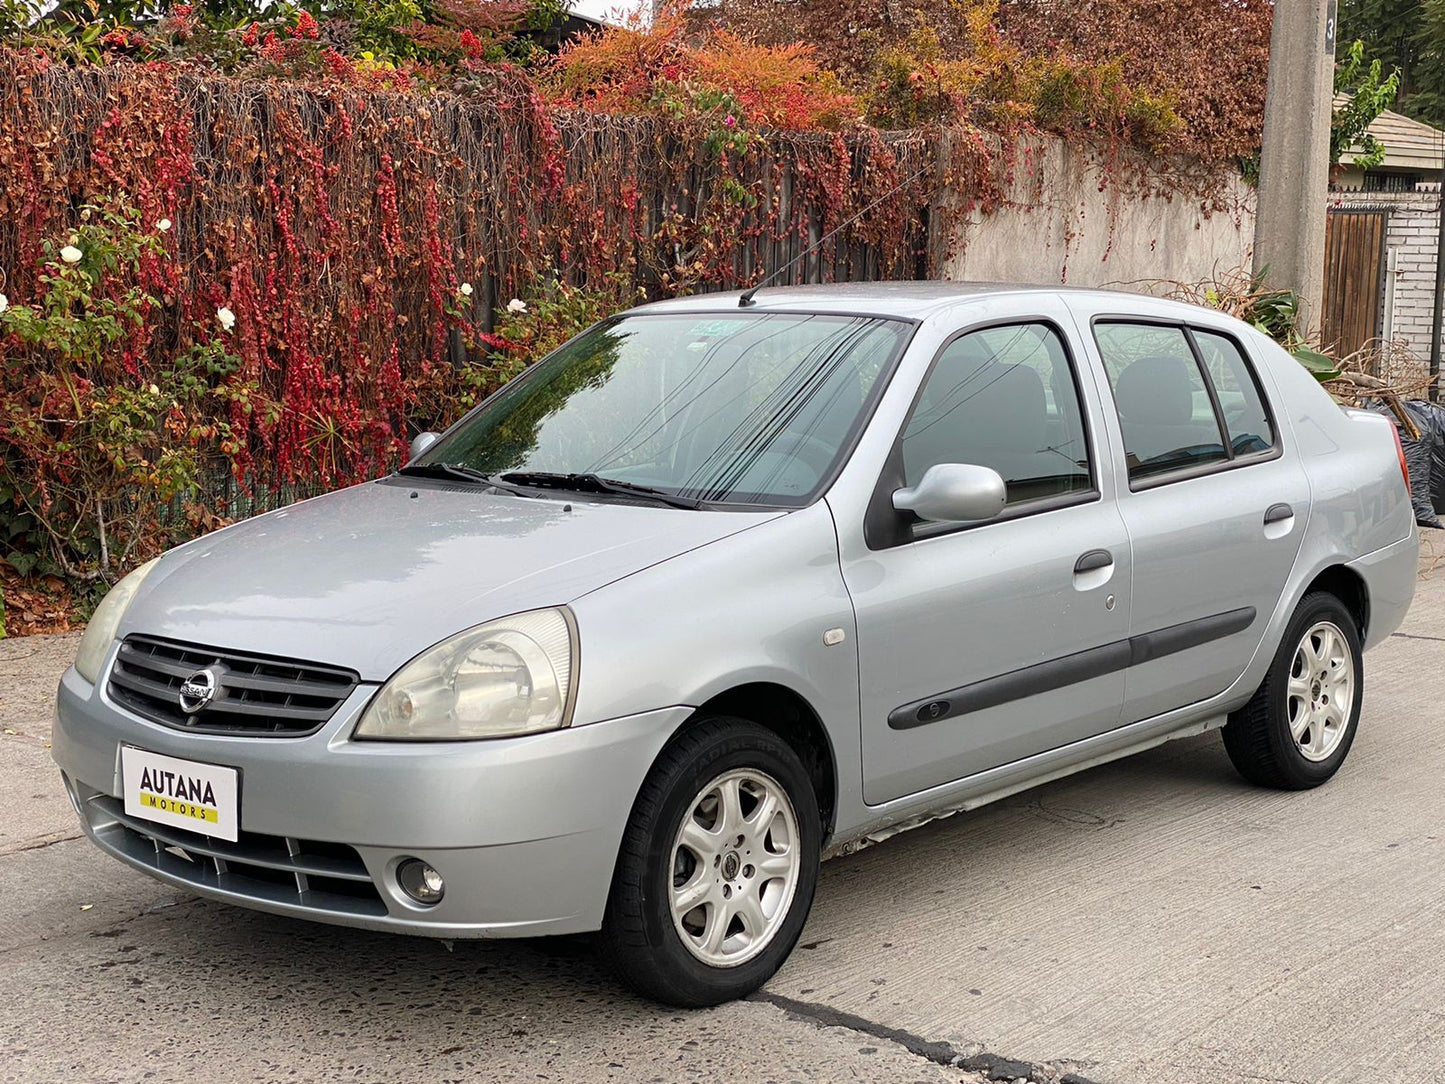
[414,311,912,506]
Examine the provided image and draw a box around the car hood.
[120,479,782,679]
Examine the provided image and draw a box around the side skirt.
[824,709,1229,860]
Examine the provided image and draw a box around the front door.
[841,316,1131,806]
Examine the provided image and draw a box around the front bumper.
[53,653,689,938]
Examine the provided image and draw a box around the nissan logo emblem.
[178,668,220,714]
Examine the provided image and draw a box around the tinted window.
[901,323,1092,505]
[418,312,909,506]
[1192,330,1275,455]
[1094,323,1228,481]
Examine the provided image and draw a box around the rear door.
[1078,312,1311,723]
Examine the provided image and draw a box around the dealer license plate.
[121,746,240,843]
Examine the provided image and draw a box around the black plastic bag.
[1406,399,1445,516]
[1370,401,1440,528]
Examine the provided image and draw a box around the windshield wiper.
[499,471,703,510]
[396,461,521,489]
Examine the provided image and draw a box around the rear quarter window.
[1191,329,1276,455]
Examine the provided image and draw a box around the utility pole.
[1253,0,1337,334]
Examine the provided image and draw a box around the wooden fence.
[0,56,940,496]
[1322,207,1388,360]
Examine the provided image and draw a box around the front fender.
[567,502,862,809]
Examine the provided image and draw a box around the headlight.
[354,607,577,741]
[74,557,160,684]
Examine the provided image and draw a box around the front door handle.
[1263,503,1294,525]
[1074,549,1114,574]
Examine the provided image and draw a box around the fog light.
[397,858,445,905]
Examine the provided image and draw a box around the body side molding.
[888,607,1256,730]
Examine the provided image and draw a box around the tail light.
[1390,421,1410,491]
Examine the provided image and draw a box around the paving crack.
[749,991,1101,1084]
[0,830,82,857]
[1390,631,1445,642]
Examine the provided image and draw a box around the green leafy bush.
[0,201,249,584]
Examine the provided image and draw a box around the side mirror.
[892,463,1007,523]
[409,431,441,461]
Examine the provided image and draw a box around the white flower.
[60,245,83,264]
[216,306,236,332]
[157,218,172,232]
[506,298,527,314]
[459,282,473,297]
[0,293,7,316]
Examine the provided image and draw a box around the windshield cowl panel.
[412,311,913,509]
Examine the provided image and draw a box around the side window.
[901,323,1092,506]
[1094,323,1228,482]
[1192,330,1276,456]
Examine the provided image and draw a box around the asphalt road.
[3,545,1445,1084]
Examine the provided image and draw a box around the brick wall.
[1328,185,1442,368]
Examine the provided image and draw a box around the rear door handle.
[1074,549,1114,574]
[1263,503,1294,525]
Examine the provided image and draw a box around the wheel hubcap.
[1287,620,1354,762]
[668,768,800,968]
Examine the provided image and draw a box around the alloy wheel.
[668,768,801,968]
[1286,620,1355,762]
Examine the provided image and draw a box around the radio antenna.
[737,163,932,308]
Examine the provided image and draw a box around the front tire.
[1223,591,1364,790]
[599,717,820,1007]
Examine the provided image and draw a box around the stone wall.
[942,135,1256,295]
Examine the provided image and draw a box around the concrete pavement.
[3,549,1444,1083]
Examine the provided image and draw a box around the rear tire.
[599,716,820,1007]
[1222,591,1364,790]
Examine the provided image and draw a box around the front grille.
[82,790,387,917]
[108,635,359,737]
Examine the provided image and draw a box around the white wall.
[942,134,1255,295]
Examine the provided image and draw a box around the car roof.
[626,281,1220,322]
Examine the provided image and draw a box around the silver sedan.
[53,283,1416,1006]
